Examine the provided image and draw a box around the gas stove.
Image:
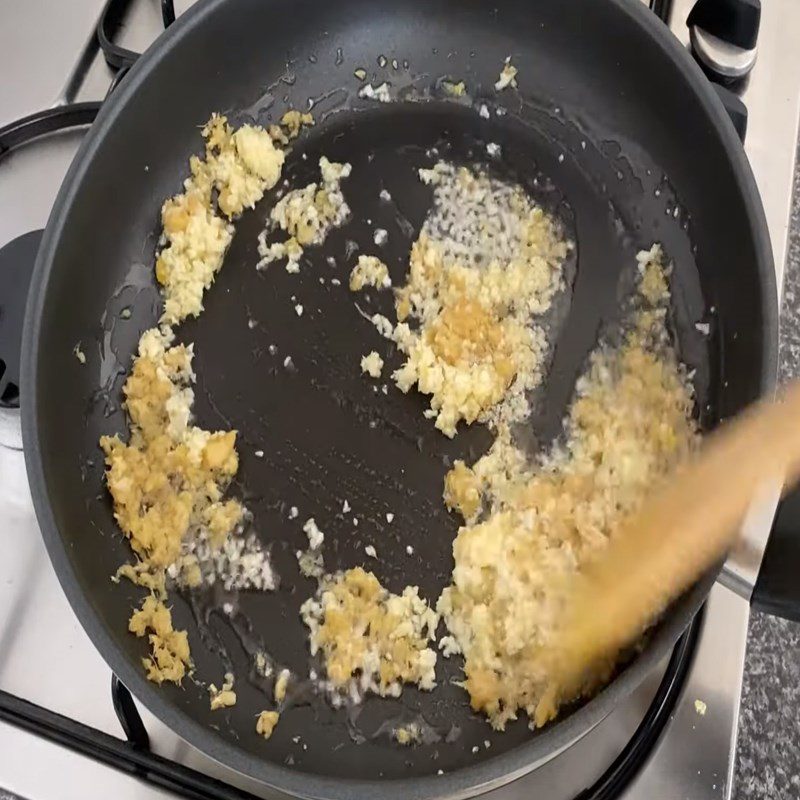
[1,1,798,799]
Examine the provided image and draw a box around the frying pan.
[19,0,798,797]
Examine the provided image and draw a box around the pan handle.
[751,486,800,620]
[711,83,748,141]
[718,479,800,623]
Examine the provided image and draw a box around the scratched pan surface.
[22,0,775,798]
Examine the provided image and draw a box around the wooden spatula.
[534,380,800,727]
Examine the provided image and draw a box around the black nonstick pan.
[20,0,798,798]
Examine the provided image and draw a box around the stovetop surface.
[1,1,799,799]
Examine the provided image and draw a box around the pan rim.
[21,0,777,797]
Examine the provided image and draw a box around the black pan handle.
[751,488,800,621]
[652,3,750,139]
[711,83,748,141]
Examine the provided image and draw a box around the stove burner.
[0,229,42,408]
[0,617,700,800]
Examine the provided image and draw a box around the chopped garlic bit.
[300,568,438,701]
[694,699,707,716]
[442,79,466,98]
[267,110,314,146]
[274,668,291,704]
[254,650,272,678]
[128,595,191,684]
[158,115,284,324]
[394,723,422,745]
[209,673,237,710]
[296,547,325,579]
[73,343,86,364]
[438,634,461,657]
[257,157,352,271]
[365,544,377,559]
[360,351,384,379]
[256,710,280,739]
[370,312,395,339]
[495,57,518,91]
[280,109,314,140]
[358,82,392,103]
[350,254,391,291]
[303,517,325,550]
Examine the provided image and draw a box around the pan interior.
[28,0,771,790]
[39,100,707,779]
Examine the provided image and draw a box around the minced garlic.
[257,157,352,271]
[495,58,518,91]
[302,517,325,550]
[442,79,466,97]
[436,246,697,730]
[350,254,390,291]
[694,699,707,716]
[102,114,283,685]
[100,328,242,577]
[274,668,291,704]
[358,82,392,103]
[394,723,422,745]
[360,351,384,379]
[101,327,249,683]
[209,673,237,710]
[157,115,284,324]
[256,710,280,739]
[280,110,314,139]
[300,567,438,699]
[389,163,569,437]
[128,595,191,685]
